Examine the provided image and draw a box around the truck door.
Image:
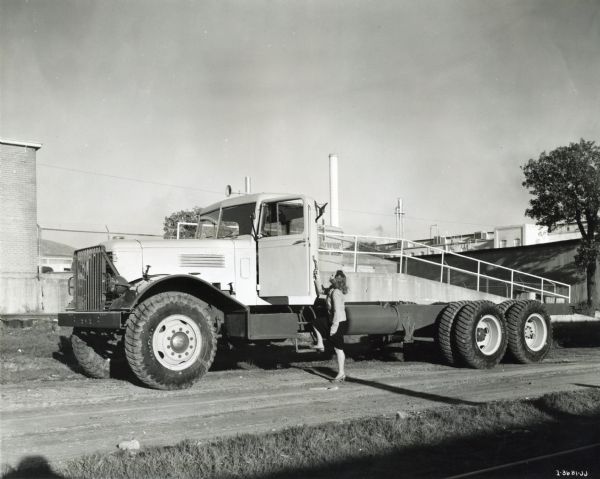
[257,198,311,301]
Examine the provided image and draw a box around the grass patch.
[0,321,77,383]
[0,321,65,358]
[4,389,599,479]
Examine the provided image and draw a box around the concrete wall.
[0,274,41,314]
[0,274,71,315]
[345,272,505,304]
[40,273,72,314]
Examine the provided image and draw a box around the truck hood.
[102,237,252,283]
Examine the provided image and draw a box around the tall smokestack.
[244,176,251,194]
[329,154,339,227]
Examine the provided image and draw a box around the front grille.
[74,246,109,311]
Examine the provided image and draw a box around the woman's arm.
[313,258,325,296]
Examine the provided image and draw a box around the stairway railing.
[317,232,571,302]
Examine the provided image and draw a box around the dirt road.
[1,347,599,469]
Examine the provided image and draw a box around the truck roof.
[201,193,313,213]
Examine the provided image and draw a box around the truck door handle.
[293,239,306,245]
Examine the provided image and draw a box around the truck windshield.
[196,210,220,239]
[196,203,256,239]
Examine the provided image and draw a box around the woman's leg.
[333,347,345,379]
[313,328,324,349]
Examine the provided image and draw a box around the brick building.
[0,139,42,313]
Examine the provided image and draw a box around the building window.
[500,240,507,248]
[514,238,521,247]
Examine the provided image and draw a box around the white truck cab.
[103,193,319,306]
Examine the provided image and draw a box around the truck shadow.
[299,366,480,406]
[211,339,444,372]
[51,335,80,374]
[52,334,137,383]
[254,401,600,479]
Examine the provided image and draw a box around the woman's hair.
[332,270,348,294]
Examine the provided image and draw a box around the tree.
[522,139,600,307]
[163,207,203,239]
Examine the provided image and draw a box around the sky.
[2,0,599,248]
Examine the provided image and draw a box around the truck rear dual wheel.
[437,301,469,366]
[71,328,126,379]
[454,301,507,369]
[125,292,217,390]
[504,300,552,363]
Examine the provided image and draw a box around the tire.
[498,300,518,316]
[505,300,552,364]
[454,301,507,369]
[71,328,126,379]
[125,292,217,390]
[437,301,469,366]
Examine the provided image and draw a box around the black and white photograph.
[1,0,599,477]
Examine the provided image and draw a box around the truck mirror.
[250,213,259,241]
[315,201,328,223]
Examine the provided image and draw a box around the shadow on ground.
[2,456,64,479]
[300,365,479,406]
[210,338,443,372]
[42,323,600,386]
[257,399,600,479]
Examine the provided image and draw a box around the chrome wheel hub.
[152,314,201,371]
[524,313,548,352]
[476,314,502,356]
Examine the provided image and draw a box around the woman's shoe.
[330,374,346,383]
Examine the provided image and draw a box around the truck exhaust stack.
[329,154,339,227]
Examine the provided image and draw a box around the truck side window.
[261,199,304,236]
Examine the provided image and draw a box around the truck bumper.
[57,311,125,329]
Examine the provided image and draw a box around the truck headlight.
[107,274,130,295]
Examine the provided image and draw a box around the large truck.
[58,193,572,389]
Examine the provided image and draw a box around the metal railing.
[317,232,571,302]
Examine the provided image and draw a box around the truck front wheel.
[125,292,217,390]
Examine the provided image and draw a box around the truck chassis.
[58,193,571,389]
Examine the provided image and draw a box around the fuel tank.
[344,304,401,335]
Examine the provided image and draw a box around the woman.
[313,265,348,382]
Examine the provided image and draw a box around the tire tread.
[125,292,217,390]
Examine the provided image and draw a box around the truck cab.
[197,192,318,305]
[98,193,319,307]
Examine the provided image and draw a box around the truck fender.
[113,274,248,315]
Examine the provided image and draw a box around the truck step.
[293,338,325,354]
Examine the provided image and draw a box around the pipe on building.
[329,154,339,227]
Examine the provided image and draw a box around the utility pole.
[395,198,404,240]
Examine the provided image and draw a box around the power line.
[41,227,162,237]
[37,163,225,195]
[38,163,497,229]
